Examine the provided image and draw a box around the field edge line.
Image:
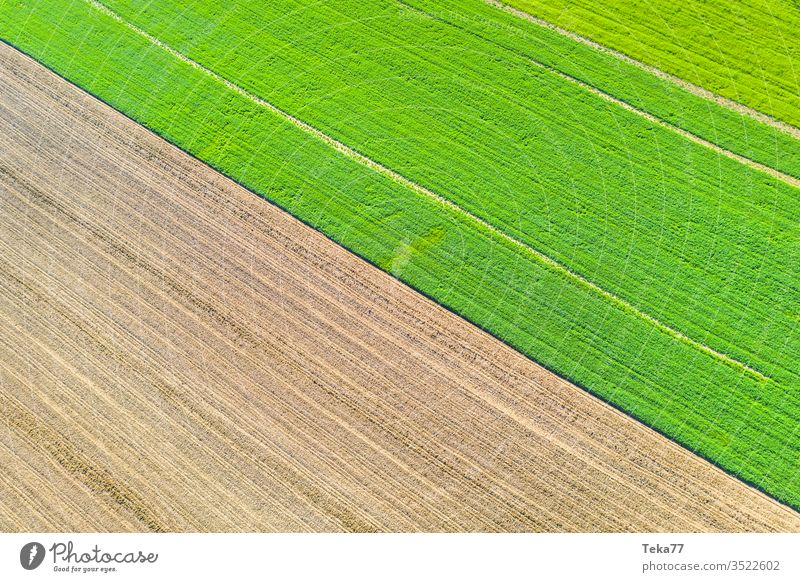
[82,0,771,382]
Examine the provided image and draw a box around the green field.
[406,0,800,180]
[504,0,800,128]
[1,0,798,508]
[94,0,800,183]
[73,0,800,387]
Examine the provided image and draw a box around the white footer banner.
[0,533,796,581]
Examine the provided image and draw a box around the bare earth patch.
[1,44,797,532]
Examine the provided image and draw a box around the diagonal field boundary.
[484,0,800,142]
[85,0,770,381]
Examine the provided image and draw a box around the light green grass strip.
[498,0,800,129]
[422,0,800,190]
[484,0,800,141]
[406,0,800,180]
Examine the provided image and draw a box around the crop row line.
[84,0,769,381]
[514,37,800,190]
[484,0,800,141]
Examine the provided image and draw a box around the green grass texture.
[504,0,800,128]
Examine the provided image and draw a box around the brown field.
[1,44,798,532]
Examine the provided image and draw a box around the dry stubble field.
[1,44,798,532]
